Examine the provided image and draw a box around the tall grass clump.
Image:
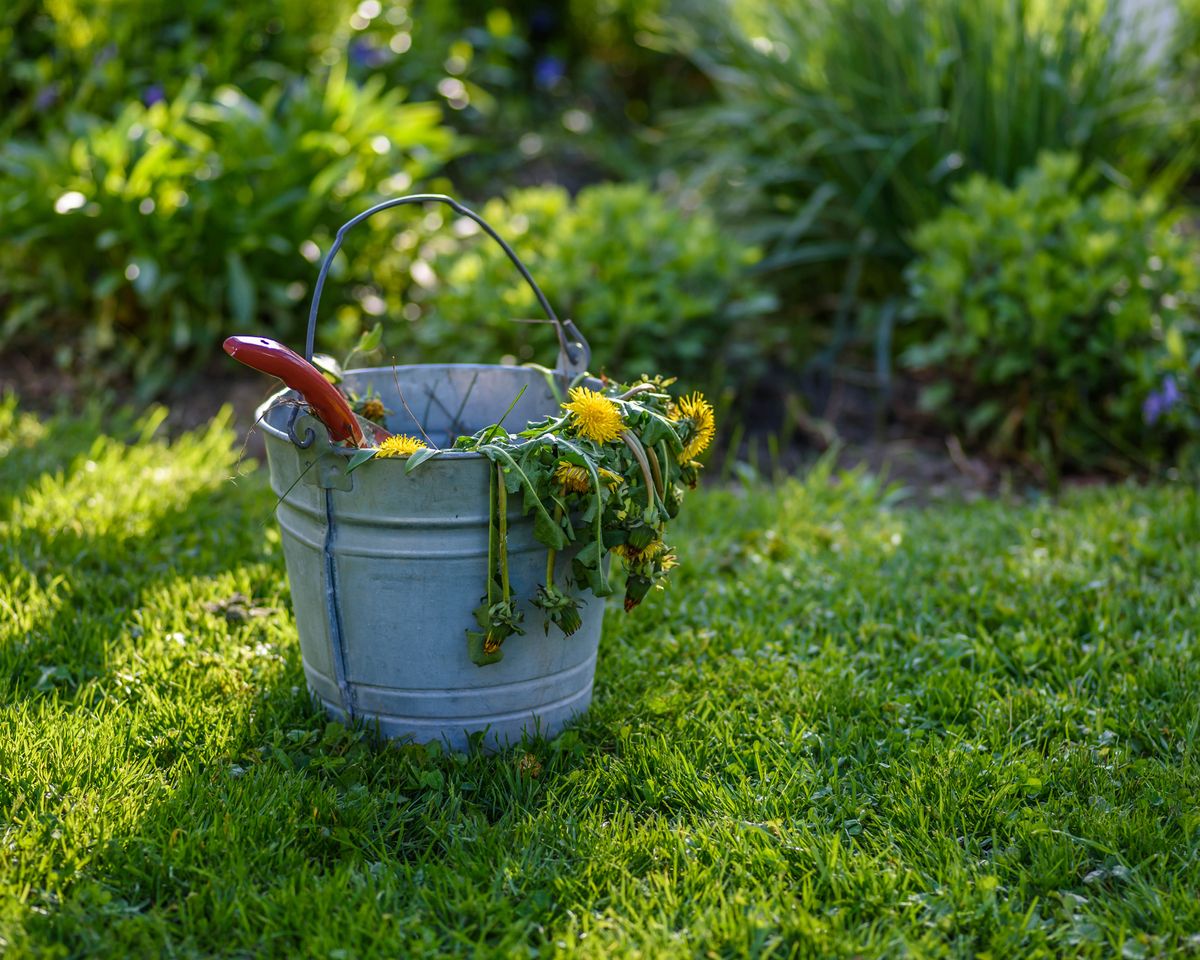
[671,0,1188,315]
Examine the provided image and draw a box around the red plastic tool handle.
[223,335,365,447]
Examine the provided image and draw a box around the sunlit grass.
[2,397,1198,957]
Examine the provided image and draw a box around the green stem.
[545,503,563,586]
[617,383,657,401]
[486,464,498,608]
[620,429,658,514]
[479,384,528,447]
[497,464,510,603]
[521,363,565,404]
[657,440,671,482]
[480,445,566,549]
[644,443,665,501]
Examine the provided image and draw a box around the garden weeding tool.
[223,335,380,446]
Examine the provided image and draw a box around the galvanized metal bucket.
[257,194,600,751]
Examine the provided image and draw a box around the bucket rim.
[255,362,570,461]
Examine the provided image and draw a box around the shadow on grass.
[3,494,275,703]
[1,399,275,701]
[10,634,623,955]
[2,402,652,955]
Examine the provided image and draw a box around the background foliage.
[1,0,1199,474]
[904,152,1200,478]
[349,182,773,383]
[0,0,342,136]
[0,67,457,395]
[667,0,1192,365]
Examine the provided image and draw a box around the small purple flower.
[349,38,392,69]
[34,83,59,111]
[1161,374,1181,407]
[1143,374,1183,425]
[533,55,565,90]
[143,84,165,107]
[1143,392,1164,425]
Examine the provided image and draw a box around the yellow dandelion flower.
[677,392,715,462]
[562,387,624,444]
[555,461,591,493]
[361,398,386,421]
[660,553,678,571]
[554,461,623,494]
[375,434,427,458]
[611,539,665,564]
[600,467,625,488]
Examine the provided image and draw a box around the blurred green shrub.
[903,152,1200,476]
[1,0,702,184]
[0,0,349,136]
[0,0,712,394]
[338,0,708,189]
[354,182,773,384]
[669,0,1189,315]
[0,67,457,393]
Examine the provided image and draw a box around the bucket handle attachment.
[304,193,591,377]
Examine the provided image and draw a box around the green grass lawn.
[2,397,1199,958]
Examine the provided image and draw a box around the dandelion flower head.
[612,539,666,564]
[562,387,624,444]
[676,393,715,461]
[375,434,427,458]
[554,460,624,493]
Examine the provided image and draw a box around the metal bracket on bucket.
[557,319,590,380]
[292,412,355,492]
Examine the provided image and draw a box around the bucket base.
[305,659,597,752]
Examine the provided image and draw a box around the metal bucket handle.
[304,193,591,376]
